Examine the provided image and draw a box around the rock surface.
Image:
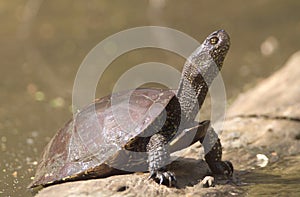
[33,156,243,197]
[222,51,300,157]
[34,52,300,197]
[227,51,300,119]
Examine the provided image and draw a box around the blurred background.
[1,0,300,196]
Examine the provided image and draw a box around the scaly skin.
[147,30,232,186]
[199,121,233,178]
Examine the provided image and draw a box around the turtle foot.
[149,170,177,187]
[210,160,234,177]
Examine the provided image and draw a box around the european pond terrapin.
[29,29,233,189]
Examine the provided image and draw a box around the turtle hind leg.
[147,133,177,187]
[201,137,234,177]
[198,121,234,177]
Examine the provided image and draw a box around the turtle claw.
[200,176,215,187]
[149,170,177,187]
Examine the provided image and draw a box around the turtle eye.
[210,37,219,45]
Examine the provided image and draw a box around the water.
[1,0,300,196]
[241,156,300,196]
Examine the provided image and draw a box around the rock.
[227,51,300,118]
[223,51,300,158]
[34,156,242,197]
[35,52,300,196]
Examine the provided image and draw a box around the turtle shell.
[29,88,176,188]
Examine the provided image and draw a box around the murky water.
[1,0,300,196]
[240,156,300,196]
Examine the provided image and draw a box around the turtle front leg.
[147,133,177,187]
[198,120,233,177]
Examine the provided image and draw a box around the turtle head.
[201,29,230,70]
[177,30,230,120]
[183,29,230,85]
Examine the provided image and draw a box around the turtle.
[28,29,233,189]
